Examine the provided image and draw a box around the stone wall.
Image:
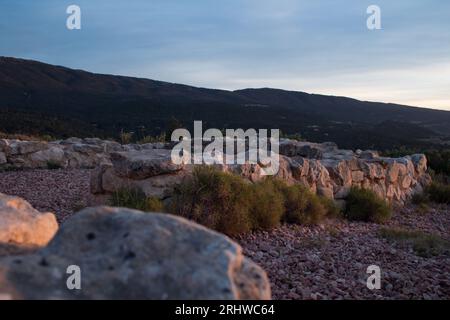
[0,137,431,204]
[90,139,432,205]
[0,137,164,169]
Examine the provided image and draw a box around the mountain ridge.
[0,56,449,150]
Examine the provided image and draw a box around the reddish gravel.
[0,169,91,223]
[238,207,450,300]
[1,169,449,299]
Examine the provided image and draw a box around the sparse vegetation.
[166,117,184,142]
[0,131,54,142]
[411,192,430,205]
[299,237,327,249]
[169,166,341,236]
[109,187,164,212]
[273,182,327,225]
[411,182,450,205]
[71,198,88,213]
[250,179,285,230]
[379,227,450,257]
[416,202,431,215]
[426,182,450,204]
[137,133,166,144]
[344,187,392,223]
[119,130,134,145]
[0,164,17,172]
[46,161,62,170]
[320,196,342,219]
[280,131,304,141]
[325,225,341,238]
[169,166,254,236]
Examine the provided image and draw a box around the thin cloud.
[0,0,449,110]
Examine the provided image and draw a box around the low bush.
[426,182,450,204]
[275,183,325,225]
[249,179,285,230]
[169,166,254,236]
[169,167,342,236]
[119,130,133,145]
[344,187,392,223]
[379,227,450,257]
[0,131,54,141]
[109,187,164,212]
[412,182,450,205]
[137,133,166,144]
[46,161,63,170]
[275,180,341,225]
[320,196,342,219]
[411,192,430,205]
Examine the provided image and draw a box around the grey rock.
[111,149,184,179]
[0,152,6,165]
[0,206,271,300]
[359,150,379,159]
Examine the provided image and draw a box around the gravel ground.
[0,169,91,223]
[1,169,449,299]
[239,207,450,300]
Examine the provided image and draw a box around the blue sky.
[1,0,450,110]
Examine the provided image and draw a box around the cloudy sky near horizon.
[1,0,450,110]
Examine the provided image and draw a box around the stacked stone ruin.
[0,137,431,205]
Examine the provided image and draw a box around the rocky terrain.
[0,137,448,300]
[0,193,270,300]
[1,137,432,205]
[0,166,449,300]
[0,169,90,223]
[239,206,450,300]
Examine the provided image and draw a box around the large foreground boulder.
[0,206,271,300]
[0,193,58,246]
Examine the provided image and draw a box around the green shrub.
[46,161,62,170]
[426,182,450,204]
[305,196,328,224]
[344,187,392,223]
[250,179,285,230]
[169,166,253,236]
[110,187,164,212]
[119,130,133,145]
[379,227,450,258]
[278,184,311,224]
[169,167,342,236]
[138,133,166,144]
[412,182,450,205]
[411,192,430,205]
[416,202,431,215]
[272,180,336,225]
[145,196,165,212]
[0,131,53,141]
[40,134,54,142]
[320,196,342,219]
[0,164,18,172]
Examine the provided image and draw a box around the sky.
[1,0,450,111]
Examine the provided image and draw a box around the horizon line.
[3,55,450,113]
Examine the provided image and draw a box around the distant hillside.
[1,56,449,150]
